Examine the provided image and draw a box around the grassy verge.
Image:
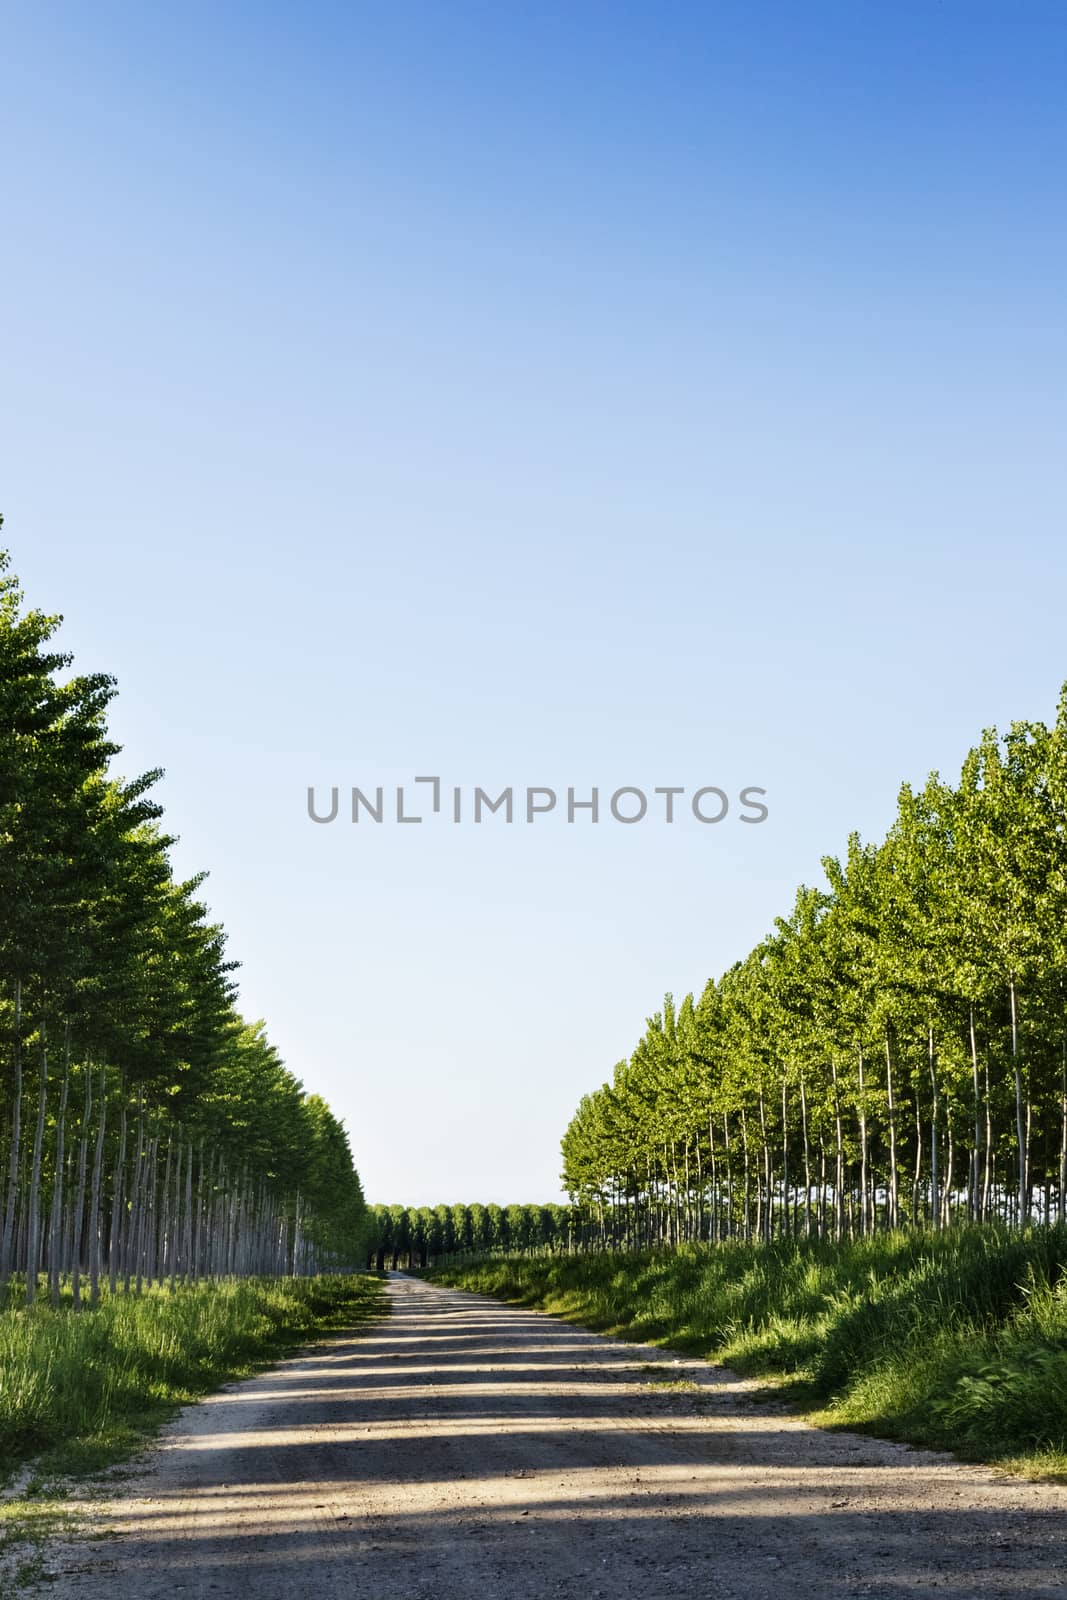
[0,1273,385,1484]
[430,1227,1067,1478]
[0,1273,386,1590]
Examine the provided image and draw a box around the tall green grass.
[432,1227,1067,1476]
[0,1274,385,1482]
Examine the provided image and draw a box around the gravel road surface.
[40,1273,1067,1599]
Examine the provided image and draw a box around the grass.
[0,1497,79,1593]
[430,1226,1067,1478]
[0,1273,386,1483]
[0,1272,387,1589]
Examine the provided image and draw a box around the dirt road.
[41,1273,1067,1599]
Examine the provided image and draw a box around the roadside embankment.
[431,1226,1067,1477]
[0,1273,386,1484]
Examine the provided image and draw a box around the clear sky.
[3,2,1066,1205]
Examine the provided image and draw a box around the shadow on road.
[43,1274,1067,1600]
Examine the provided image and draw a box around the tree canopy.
[0,532,368,1301]
[560,694,1067,1247]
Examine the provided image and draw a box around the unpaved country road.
[41,1274,1067,1600]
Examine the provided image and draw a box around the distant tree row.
[0,533,366,1304]
[365,1202,577,1268]
[562,691,1067,1247]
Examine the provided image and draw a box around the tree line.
[561,690,1067,1247]
[366,1202,577,1268]
[0,532,366,1305]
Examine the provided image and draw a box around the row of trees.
[0,533,367,1305]
[366,1202,577,1268]
[561,691,1067,1247]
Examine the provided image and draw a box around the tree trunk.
[969,1004,982,1221]
[758,1090,770,1241]
[740,1109,751,1243]
[88,1068,108,1306]
[780,1079,790,1238]
[71,1059,92,1309]
[108,1099,128,1295]
[831,1058,844,1240]
[928,1023,940,1229]
[25,1013,50,1306]
[723,1113,734,1240]
[912,1087,923,1226]
[48,1023,71,1306]
[1060,1034,1067,1225]
[857,1046,869,1236]
[1,977,24,1296]
[124,1093,145,1293]
[1010,975,1026,1224]
[799,1075,812,1236]
[884,1028,899,1230]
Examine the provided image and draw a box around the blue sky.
[3,2,1066,1203]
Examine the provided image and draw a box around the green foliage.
[560,689,1067,1245]
[364,1200,576,1266]
[0,534,368,1289]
